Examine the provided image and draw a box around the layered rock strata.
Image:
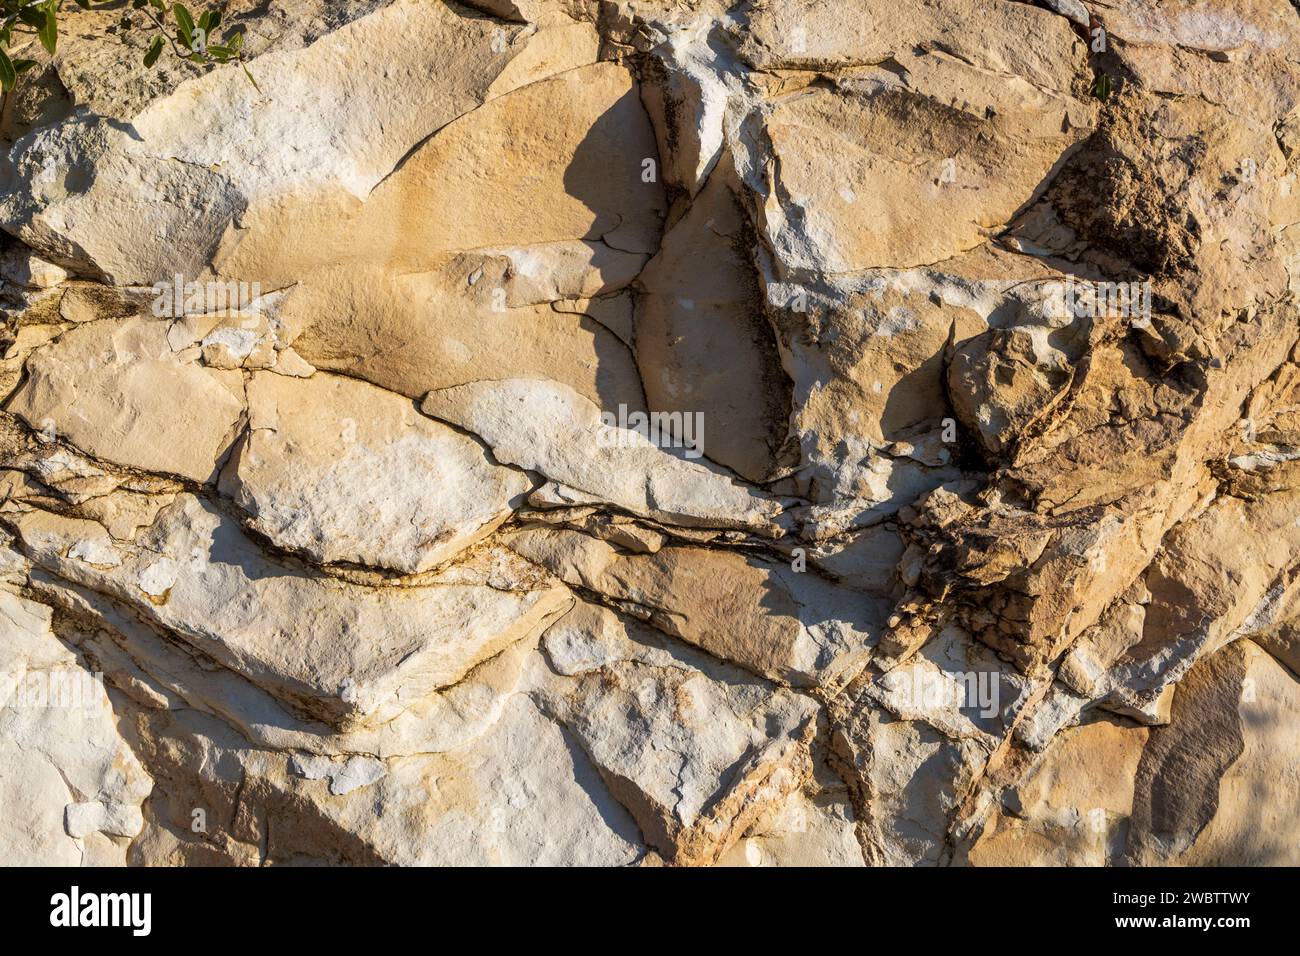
[0,0,1297,866]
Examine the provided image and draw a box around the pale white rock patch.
[222,371,531,574]
[29,574,554,763]
[128,694,647,866]
[291,754,389,796]
[526,601,819,864]
[0,589,153,866]
[9,497,570,730]
[422,378,786,536]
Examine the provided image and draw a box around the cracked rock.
[0,0,1296,868]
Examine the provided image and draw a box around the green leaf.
[242,62,260,93]
[18,8,46,29]
[13,57,38,73]
[36,3,56,56]
[0,48,16,92]
[207,8,221,31]
[227,30,243,54]
[143,33,163,67]
[74,0,92,10]
[173,3,194,45]
[132,0,147,8]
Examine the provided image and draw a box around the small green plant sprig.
[1092,71,1113,102]
[0,1,257,93]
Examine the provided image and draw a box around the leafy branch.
[0,0,258,93]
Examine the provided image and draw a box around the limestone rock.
[1126,640,1300,866]
[222,371,531,573]
[9,496,570,729]
[714,760,865,867]
[972,640,1300,866]
[0,0,1296,869]
[1,1,593,283]
[217,60,665,282]
[508,526,885,689]
[968,718,1149,867]
[634,157,792,482]
[6,317,245,483]
[283,263,648,415]
[127,694,646,866]
[0,589,152,865]
[730,0,1094,273]
[529,601,818,864]
[422,377,786,535]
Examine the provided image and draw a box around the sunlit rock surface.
[0,0,1297,866]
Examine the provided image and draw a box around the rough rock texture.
[0,0,1297,866]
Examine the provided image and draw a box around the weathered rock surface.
[0,0,1297,867]
[8,495,570,729]
[969,640,1300,866]
[223,371,531,573]
[508,526,884,689]
[7,316,246,483]
[0,590,151,865]
[528,600,820,864]
[422,377,785,535]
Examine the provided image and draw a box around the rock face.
[0,0,1297,867]
[226,371,531,573]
